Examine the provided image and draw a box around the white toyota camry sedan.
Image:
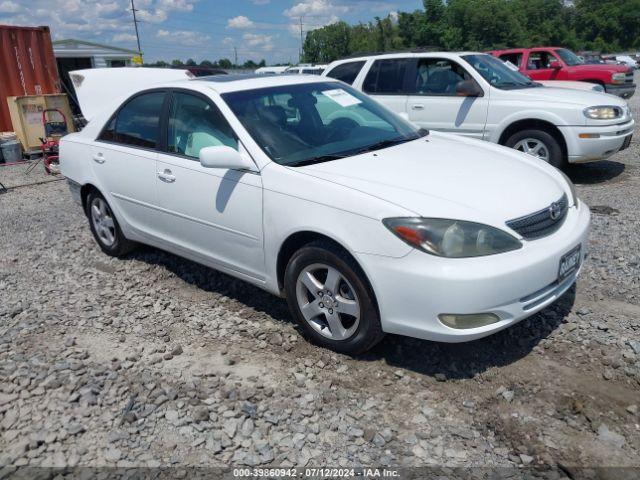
[61,71,590,354]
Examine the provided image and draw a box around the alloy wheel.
[90,197,116,247]
[295,263,360,340]
[513,138,550,162]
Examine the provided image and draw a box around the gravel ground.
[1,75,639,474]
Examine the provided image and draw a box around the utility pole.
[234,46,238,69]
[130,0,143,62]
[299,16,303,64]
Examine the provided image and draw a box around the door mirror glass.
[199,145,255,171]
[456,79,483,97]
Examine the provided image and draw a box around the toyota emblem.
[549,202,562,220]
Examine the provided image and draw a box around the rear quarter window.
[325,61,366,85]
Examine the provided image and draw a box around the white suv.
[323,52,634,168]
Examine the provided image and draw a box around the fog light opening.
[438,313,500,330]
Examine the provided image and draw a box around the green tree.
[218,58,233,69]
[171,59,184,67]
[303,21,351,63]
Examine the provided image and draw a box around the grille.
[506,194,568,240]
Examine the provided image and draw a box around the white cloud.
[242,33,275,52]
[283,0,347,35]
[156,29,209,46]
[0,1,21,13]
[227,15,254,29]
[112,33,138,43]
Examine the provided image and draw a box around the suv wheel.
[506,129,565,169]
[86,191,135,257]
[284,240,384,354]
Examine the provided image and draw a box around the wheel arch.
[80,183,101,215]
[498,118,568,162]
[276,230,374,296]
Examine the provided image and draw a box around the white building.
[53,39,138,69]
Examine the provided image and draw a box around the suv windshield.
[222,82,425,166]
[555,48,584,66]
[463,54,539,90]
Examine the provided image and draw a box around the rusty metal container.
[0,25,61,132]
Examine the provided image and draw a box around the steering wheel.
[325,117,360,143]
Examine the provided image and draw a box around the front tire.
[86,191,135,257]
[505,129,565,169]
[284,240,384,354]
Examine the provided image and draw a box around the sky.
[0,0,423,64]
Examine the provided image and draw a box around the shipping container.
[0,25,61,132]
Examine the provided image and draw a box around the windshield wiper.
[287,153,349,167]
[352,136,417,155]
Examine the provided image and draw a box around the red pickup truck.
[489,47,636,98]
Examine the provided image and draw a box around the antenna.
[130,0,143,61]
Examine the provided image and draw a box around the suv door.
[361,58,412,116]
[406,57,489,139]
[523,50,563,80]
[93,90,166,237]
[155,90,264,281]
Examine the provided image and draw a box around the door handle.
[157,169,176,183]
[411,104,424,110]
[93,153,105,164]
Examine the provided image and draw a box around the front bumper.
[559,118,635,163]
[605,83,636,99]
[356,201,590,343]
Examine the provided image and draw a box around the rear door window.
[499,53,523,67]
[362,59,411,94]
[99,91,166,149]
[325,61,366,85]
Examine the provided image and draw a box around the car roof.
[155,73,339,94]
[329,51,483,64]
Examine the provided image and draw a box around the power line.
[299,16,304,63]
[130,0,143,60]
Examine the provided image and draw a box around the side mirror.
[549,60,561,69]
[456,80,483,97]
[199,145,255,171]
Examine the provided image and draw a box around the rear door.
[155,90,265,281]
[92,90,167,237]
[406,57,489,139]
[361,58,412,116]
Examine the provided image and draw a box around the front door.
[523,50,563,81]
[406,57,489,139]
[155,91,264,281]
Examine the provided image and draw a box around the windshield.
[222,82,424,166]
[555,48,584,66]
[463,54,539,90]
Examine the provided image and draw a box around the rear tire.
[86,191,135,257]
[505,129,565,169]
[284,240,384,354]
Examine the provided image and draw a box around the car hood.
[504,85,626,106]
[295,132,567,227]
[568,63,629,74]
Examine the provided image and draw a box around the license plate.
[621,134,632,151]
[558,245,581,283]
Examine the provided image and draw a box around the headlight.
[611,73,626,84]
[557,169,578,207]
[383,218,522,258]
[583,106,622,120]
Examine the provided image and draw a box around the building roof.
[53,39,138,55]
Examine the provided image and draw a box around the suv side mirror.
[549,60,561,69]
[456,80,484,97]
[199,146,256,171]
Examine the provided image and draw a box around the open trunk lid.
[69,67,194,120]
